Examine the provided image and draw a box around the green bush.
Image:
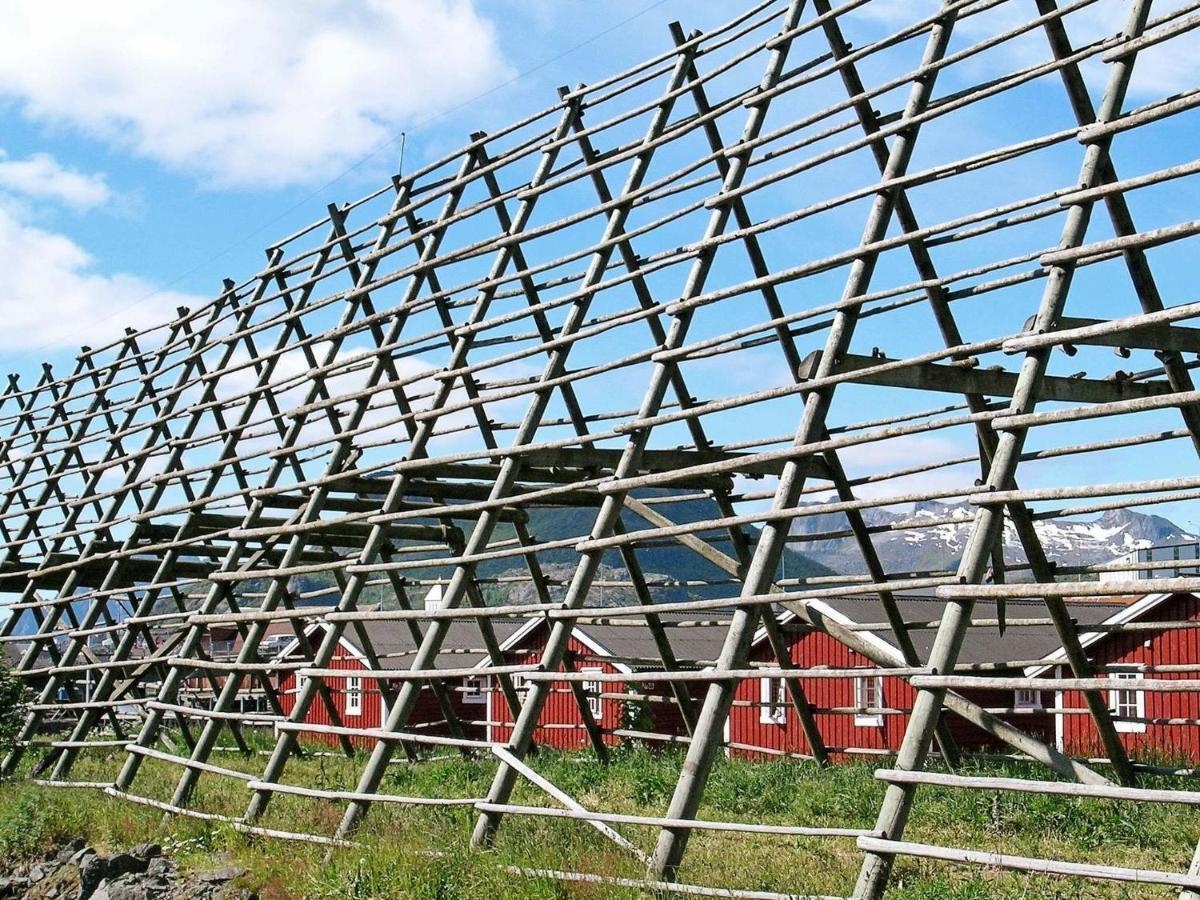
[0,663,29,757]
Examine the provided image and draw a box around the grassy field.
[0,739,1196,898]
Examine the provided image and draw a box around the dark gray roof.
[340,617,529,670]
[339,612,732,670]
[569,612,730,667]
[801,594,1129,665]
[315,594,1143,673]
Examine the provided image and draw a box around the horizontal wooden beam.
[1024,315,1200,354]
[798,351,1172,404]
[331,450,824,499]
[140,515,453,545]
[517,446,829,480]
[259,492,530,524]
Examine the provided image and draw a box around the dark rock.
[145,860,171,880]
[197,868,244,885]
[101,857,144,881]
[54,840,86,867]
[129,848,157,866]
[79,854,108,898]
[99,880,153,900]
[21,862,79,900]
[3,842,257,900]
[128,846,160,864]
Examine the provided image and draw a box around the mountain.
[0,491,834,640]
[477,489,833,604]
[790,500,1197,576]
[240,489,833,607]
[3,599,92,638]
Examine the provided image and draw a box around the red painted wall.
[277,643,477,748]
[490,634,624,750]
[728,628,1052,759]
[1053,593,1200,761]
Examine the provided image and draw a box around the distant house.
[1029,591,1200,759]
[1100,541,1200,582]
[273,615,527,747]
[726,595,1128,760]
[3,640,38,694]
[178,619,295,715]
[486,613,728,749]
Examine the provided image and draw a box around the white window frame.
[759,676,787,725]
[854,674,884,727]
[462,675,487,705]
[581,667,604,720]
[1109,669,1146,733]
[345,675,362,716]
[1014,688,1042,709]
[510,673,528,704]
[294,673,306,697]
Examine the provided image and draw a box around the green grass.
[1,738,1196,898]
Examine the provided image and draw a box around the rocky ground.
[0,840,256,900]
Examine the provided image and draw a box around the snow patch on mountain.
[792,501,1197,575]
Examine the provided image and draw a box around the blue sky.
[0,2,802,512]
[2,0,1199,535]
[0,1,746,362]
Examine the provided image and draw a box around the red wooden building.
[268,613,724,751]
[1029,591,1200,759]
[273,616,525,747]
[222,590,1200,763]
[727,595,1123,760]
[485,614,727,749]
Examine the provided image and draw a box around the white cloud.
[0,204,201,351]
[849,0,1200,101]
[803,433,976,504]
[0,150,110,210]
[0,147,193,352]
[1054,0,1200,101]
[0,1,511,188]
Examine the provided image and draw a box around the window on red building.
[1109,670,1145,733]
[582,668,604,719]
[760,677,787,725]
[509,673,529,703]
[854,673,884,726]
[463,675,487,704]
[345,676,362,716]
[1014,688,1042,709]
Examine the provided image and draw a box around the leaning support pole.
[5,3,1200,898]
[315,32,710,842]
[470,0,810,853]
[853,3,1153,896]
[645,3,959,881]
[667,20,946,767]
